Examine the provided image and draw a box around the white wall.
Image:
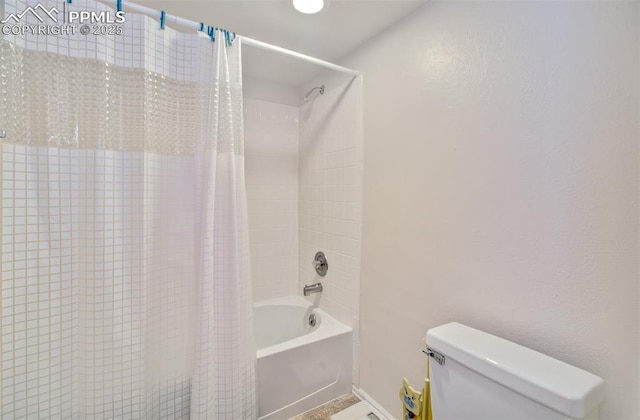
[298,74,363,385]
[244,97,300,301]
[341,1,639,418]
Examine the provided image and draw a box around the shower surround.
[299,75,364,387]
[244,74,363,389]
[244,98,300,301]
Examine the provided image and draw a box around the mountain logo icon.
[1,3,60,24]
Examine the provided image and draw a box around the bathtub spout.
[303,282,323,296]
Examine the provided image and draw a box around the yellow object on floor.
[399,359,433,420]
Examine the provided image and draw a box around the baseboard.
[352,386,397,420]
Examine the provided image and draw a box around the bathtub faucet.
[303,282,323,296]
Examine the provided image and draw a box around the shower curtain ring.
[224,30,236,47]
[159,10,166,29]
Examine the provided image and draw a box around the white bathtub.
[255,296,353,420]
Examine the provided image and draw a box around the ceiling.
[135,0,426,86]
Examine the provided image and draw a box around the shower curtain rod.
[96,0,360,77]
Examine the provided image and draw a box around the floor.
[290,393,361,420]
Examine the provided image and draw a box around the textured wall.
[342,2,639,418]
[244,98,300,301]
[298,74,363,385]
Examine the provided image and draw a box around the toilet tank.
[426,323,604,420]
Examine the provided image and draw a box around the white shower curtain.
[0,0,256,418]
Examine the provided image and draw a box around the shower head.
[302,85,325,102]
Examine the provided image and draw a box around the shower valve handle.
[312,251,328,276]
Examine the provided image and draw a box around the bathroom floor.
[290,393,361,419]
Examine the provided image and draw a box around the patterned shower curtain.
[0,0,256,418]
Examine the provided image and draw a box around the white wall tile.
[298,76,363,387]
[244,99,300,302]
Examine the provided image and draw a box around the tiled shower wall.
[244,98,300,301]
[298,76,363,385]
[243,78,363,386]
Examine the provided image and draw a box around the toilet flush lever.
[423,348,446,366]
[0,129,6,139]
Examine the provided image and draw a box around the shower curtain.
[0,0,256,418]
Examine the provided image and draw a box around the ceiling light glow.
[293,0,324,14]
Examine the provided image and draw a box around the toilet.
[426,323,604,420]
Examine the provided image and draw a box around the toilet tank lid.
[426,323,604,419]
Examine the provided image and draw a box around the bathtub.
[255,296,353,420]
